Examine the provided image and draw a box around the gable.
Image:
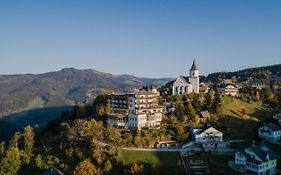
[173,76,189,85]
[200,127,222,135]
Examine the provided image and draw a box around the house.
[199,83,209,93]
[199,110,211,123]
[107,87,164,131]
[258,123,281,143]
[221,79,234,85]
[217,84,239,96]
[190,127,229,152]
[172,60,200,95]
[250,79,269,90]
[235,145,280,175]
[191,127,223,142]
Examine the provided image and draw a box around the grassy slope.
[183,154,239,175]
[117,149,184,174]
[24,97,46,110]
[214,96,273,141]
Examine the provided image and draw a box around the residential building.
[190,127,229,152]
[199,83,209,93]
[172,60,200,95]
[258,123,281,144]
[217,84,239,96]
[199,110,211,123]
[235,145,280,175]
[107,87,163,131]
[250,79,269,90]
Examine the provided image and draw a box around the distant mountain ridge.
[0,68,172,116]
[206,63,281,82]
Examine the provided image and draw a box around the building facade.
[258,123,281,144]
[107,87,163,131]
[235,145,279,175]
[172,61,200,95]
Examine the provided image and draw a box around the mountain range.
[0,68,172,117]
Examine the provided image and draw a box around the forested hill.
[0,68,172,116]
[207,64,281,82]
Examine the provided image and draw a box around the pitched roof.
[200,111,211,118]
[197,126,221,135]
[250,145,280,161]
[264,123,281,132]
[190,60,198,71]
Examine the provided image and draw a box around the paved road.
[122,147,181,152]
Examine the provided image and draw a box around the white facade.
[218,84,239,96]
[258,124,281,143]
[192,127,223,143]
[128,114,147,129]
[173,61,200,96]
[108,88,163,131]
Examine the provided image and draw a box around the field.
[183,154,239,175]
[117,149,185,174]
[213,96,274,141]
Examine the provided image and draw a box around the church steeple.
[190,60,198,71]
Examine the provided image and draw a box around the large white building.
[107,86,163,131]
[172,61,200,96]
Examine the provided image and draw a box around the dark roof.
[190,60,198,71]
[238,145,280,164]
[264,123,281,132]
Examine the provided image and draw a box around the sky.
[0,0,281,78]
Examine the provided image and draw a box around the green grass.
[214,96,274,141]
[25,96,46,110]
[117,149,184,173]
[183,154,239,175]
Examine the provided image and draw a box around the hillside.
[207,63,281,82]
[0,68,172,116]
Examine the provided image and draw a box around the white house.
[189,127,229,152]
[192,127,223,142]
[235,145,280,175]
[258,123,281,144]
[172,61,200,95]
[217,84,239,96]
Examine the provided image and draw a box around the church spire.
[191,60,198,71]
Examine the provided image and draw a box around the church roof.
[190,60,198,71]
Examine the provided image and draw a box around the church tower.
[189,60,200,93]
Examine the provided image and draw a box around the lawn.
[183,154,239,175]
[213,96,274,141]
[117,149,184,174]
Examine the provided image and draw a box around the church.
[172,61,200,95]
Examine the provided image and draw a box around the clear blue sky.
[0,0,280,78]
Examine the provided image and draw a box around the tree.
[133,131,142,147]
[129,163,143,175]
[186,102,196,118]
[241,108,247,116]
[23,126,35,157]
[105,125,121,145]
[84,119,104,141]
[9,132,21,149]
[193,115,200,125]
[73,159,97,175]
[103,160,112,172]
[255,91,261,102]
[0,147,22,175]
[0,142,5,160]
